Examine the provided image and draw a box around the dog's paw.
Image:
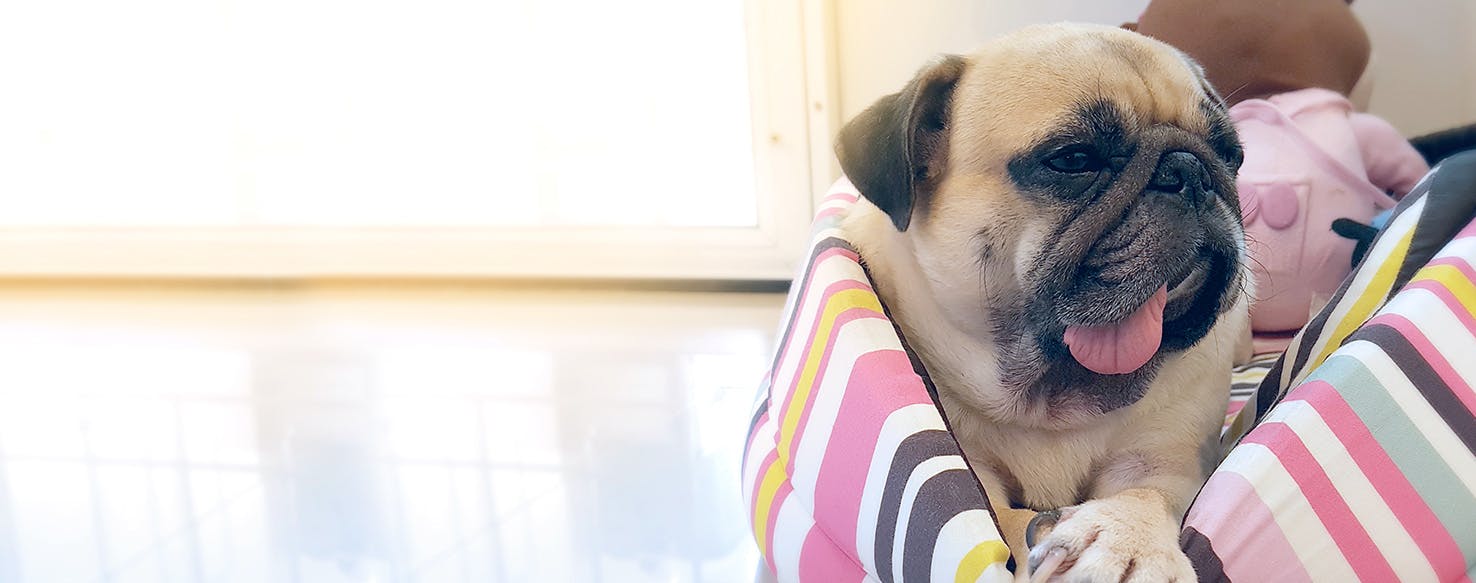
[1025,491,1194,583]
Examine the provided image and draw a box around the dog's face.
[838,24,1246,425]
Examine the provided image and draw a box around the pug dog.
[836,23,1250,582]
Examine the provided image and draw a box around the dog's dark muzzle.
[1032,126,1242,348]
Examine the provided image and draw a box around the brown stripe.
[1180,527,1230,583]
[902,468,998,582]
[1228,383,1260,395]
[1253,354,1289,424]
[874,430,958,583]
[1349,324,1476,454]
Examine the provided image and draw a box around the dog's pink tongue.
[1063,286,1167,375]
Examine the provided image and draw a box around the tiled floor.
[0,282,785,583]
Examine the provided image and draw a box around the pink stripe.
[1285,381,1469,574]
[786,307,888,474]
[1241,423,1400,581]
[815,206,846,222]
[764,482,794,573]
[1365,312,1476,418]
[799,524,869,582]
[824,191,860,204]
[769,249,864,388]
[813,350,934,565]
[1185,472,1311,582]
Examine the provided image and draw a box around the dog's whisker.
[1221,81,1253,103]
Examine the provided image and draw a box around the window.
[0,0,825,279]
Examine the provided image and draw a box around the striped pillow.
[1185,152,1476,580]
[741,182,1011,582]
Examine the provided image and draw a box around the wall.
[1352,0,1476,135]
[834,0,1476,137]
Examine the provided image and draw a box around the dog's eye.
[1044,148,1103,173]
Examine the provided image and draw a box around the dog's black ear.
[835,55,967,231]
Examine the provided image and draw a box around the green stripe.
[1306,353,1476,555]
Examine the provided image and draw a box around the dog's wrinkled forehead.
[950,24,1221,168]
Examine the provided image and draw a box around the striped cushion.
[1184,152,1476,580]
[745,153,1476,582]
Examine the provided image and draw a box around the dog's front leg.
[1024,480,1198,582]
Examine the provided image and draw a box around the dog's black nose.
[1147,151,1207,201]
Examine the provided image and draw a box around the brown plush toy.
[1128,0,1370,106]
[1130,0,1430,354]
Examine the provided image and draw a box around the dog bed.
[742,152,1476,582]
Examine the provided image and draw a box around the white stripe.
[1217,442,1360,582]
[892,455,969,583]
[1432,234,1476,260]
[856,403,946,578]
[930,509,1007,583]
[809,224,847,243]
[792,318,901,496]
[773,278,806,343]
[1336,341,1476,500]
[1263,400,1437,582]
[770,498,815,583]
[742,412,780,507]
[1299,196,1426,384]
[1382,287,1476,392]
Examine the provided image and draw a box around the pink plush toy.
[1129,0,1430,351]
[1234,89,1428,338]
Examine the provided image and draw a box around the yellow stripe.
[1412,263,1476,318]
[776,287,883,466]
[751,459,788,553]
[954,540,1011,583]
[1310,226,1416,370]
